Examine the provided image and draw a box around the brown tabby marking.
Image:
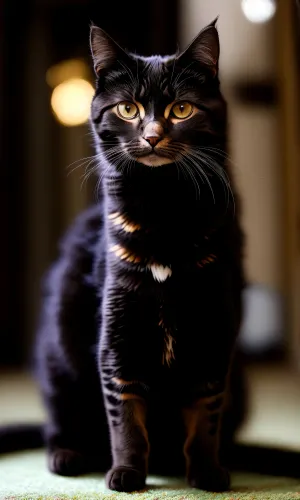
[182,393,225,471]
[110,244,142,263]
[182,407,198,471]
[197,253,217,269]
[159,314,175,367]
[110,245,172,284]
[120,393,144,402]
[109,212,141,233]
[130,399,149,467]
[112,378,139,386]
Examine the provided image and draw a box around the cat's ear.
[90,25,127,74]
[177,18,220,76]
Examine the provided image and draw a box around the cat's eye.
[171,102,193,119]
[117,102,139,120]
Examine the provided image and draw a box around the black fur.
[2,21,247,493]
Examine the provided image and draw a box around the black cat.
[1,20,247,493]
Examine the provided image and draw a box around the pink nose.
[145,136,161,147]
[143,121,164,147]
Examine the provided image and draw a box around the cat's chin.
[136,154,174,167]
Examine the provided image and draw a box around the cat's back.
[35,204,104,367]
[58,203,103,262]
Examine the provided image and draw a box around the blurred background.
[1,0,300,457]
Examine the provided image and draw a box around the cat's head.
[90,20,226,172]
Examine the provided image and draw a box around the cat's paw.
[188,465,230,492]
[106,466,146,492]
[48,448,87,476]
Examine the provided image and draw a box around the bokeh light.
[50,78,94,127]
[241,0,276,23]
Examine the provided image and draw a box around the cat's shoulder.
[40,204,104,297]
[58,203,103,256]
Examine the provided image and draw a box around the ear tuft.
[209,16,219,28]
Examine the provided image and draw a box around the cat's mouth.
[136,151,174,167]
[126,138,178,167]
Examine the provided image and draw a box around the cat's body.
[2,21,247,493]
[35,188,243,489]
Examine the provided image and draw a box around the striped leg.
[101,374,150,492]
[99,285,156,492]
[182,388,230,492]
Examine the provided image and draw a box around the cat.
[0,20,247,493]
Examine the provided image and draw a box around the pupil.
[125,105,131,113]
[180,105,184,112]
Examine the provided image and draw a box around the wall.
[179,0,283,292]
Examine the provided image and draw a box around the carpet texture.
[0,450,300,500]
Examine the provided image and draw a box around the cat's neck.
[103,165,232,263]
[104,167,206,226]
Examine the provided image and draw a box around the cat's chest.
[107,209,217,279]
[105,213,223,371]
[108,235,218,289]
[154,270,218,371]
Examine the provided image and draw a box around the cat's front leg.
[104,391,149,492]
[100,287,151,492]
[182,382,230,492]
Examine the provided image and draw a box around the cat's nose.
[145,136,161,147]
[143,121,164,148]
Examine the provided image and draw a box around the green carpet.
[0,451,300,500]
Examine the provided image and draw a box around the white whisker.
[186,155,215,203]
[189,149,235,213]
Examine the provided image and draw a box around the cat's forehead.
[97,53,204,106]
[131,54,176,101]
[135,55,175,88]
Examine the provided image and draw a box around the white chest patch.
[149,263,172,282]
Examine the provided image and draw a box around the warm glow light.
[46,59,90,88]
[241,0,276,23]
[51,78,94,126]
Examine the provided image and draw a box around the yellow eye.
[117,101,139,120]
[171,102,193,119]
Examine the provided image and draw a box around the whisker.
[94,163,112,201]
[176,161,189,184]
[66,155,100,176]
[80,165,99,191]
[189,149,235,213]
[186,156,215,204]
[174,160,181,181]
[197,146,230,158]
[186,164,202,200]
[178,158,201,200]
